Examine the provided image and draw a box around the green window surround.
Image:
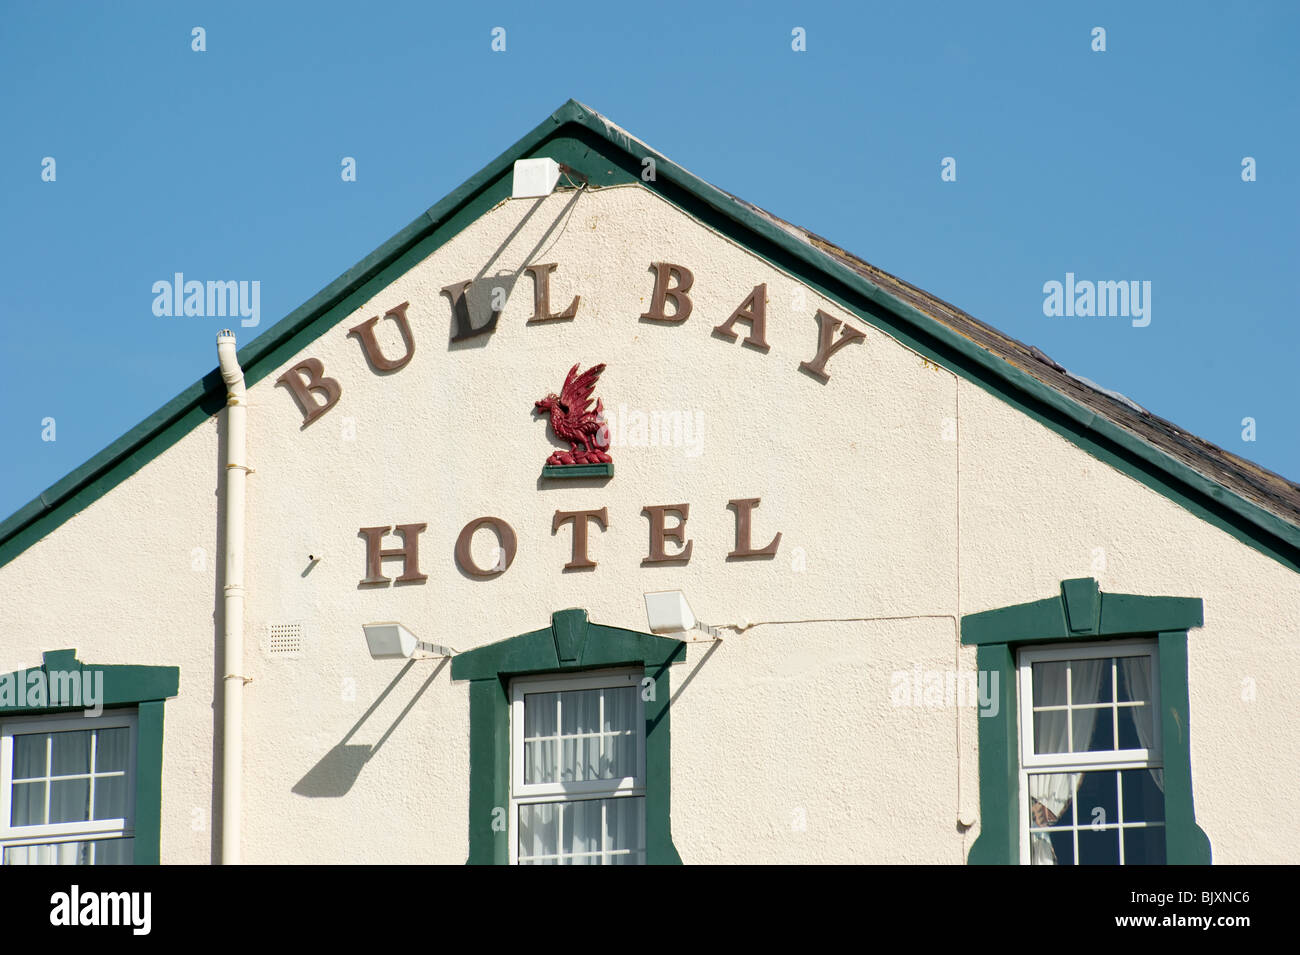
[961,578,1211,865]
[451,608,686,865]
[0,649,180,865]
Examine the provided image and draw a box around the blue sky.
[2,1,1297,520]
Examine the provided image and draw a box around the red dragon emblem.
[535,363,613,466]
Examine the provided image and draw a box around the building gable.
[2,98,1298,585]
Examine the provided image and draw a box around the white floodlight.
[511,158,562,199]
[362,622,455,660]
[643,591,725,640]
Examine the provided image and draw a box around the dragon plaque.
[535,363,614,477]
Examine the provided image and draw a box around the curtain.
[525,688,638,786]
[49,778,90,825]
[95,728,129,773]
[560,690,600,782]
[604,797,645,864]
[93,775,127,821]
[518,686,645,862]
[3,840,121,865]
[602,688,637,779]
[10,782,45,827]
[1119,656,1163,791]
[1029,659,1103,865]
[523,692,558,784]
[518,802,557,863]
[563,799,602,863]
[51,730,90,776]
[517,797,645,863]
[4,841,83,864]
[12,733,46,778]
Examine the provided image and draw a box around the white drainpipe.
[216,330,248,865]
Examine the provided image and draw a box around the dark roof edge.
[3,99,1299,579]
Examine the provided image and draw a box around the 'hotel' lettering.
[359,524,429,585]
[365,501,781,582]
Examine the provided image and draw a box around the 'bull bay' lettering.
[277,261,868,428]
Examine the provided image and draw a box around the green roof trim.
[3,99,1300,580]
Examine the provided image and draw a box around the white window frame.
[1016,640,1163,865]
[0,710,138,863]
[508,668,646,865]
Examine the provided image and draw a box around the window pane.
[602,687,637,733]
[1032,662,1066,706]
[3,844,40,865]
[51,730,92,776]
[1070,659,1108,707]
[518,798,645,864]
[49,778,90,824]
[2,839,132,866]
[11,781,46,826]
[1075,770,1118,827]
[1117,656,1151,703]
[1123,826,1166,865]
[1073,707,1113,752]
[1029,829,1074,865]
[13,734,46,779]
[562,799,602,858]
[2,842,87,865]
[93,775,128,821]
[518,803,558,862]
[560,689,600,736]
[524,740,557,785]
[523,692,557,738]
[1027,773,1076,829]
[560,736,601,782]
[605,733,636,778]
[90,838,134,865]
[95,728,130,773]
[605,796,645,860]
[1078,827,1121,864]
[560,738,575,781]
[1120,769,1165,824]
[1033,709,1070,755]
[1117,704,1151,750]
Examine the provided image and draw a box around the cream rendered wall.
[0,419,223,862]
[957,381,1300,864]
[237,183,959,864]
[0,182,1292,864]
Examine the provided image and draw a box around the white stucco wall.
[0,182,1294,863]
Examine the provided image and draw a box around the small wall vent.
[266,622,304,658]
